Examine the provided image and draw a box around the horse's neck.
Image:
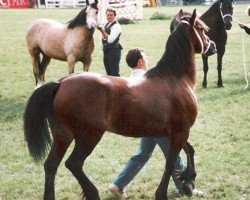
[147,32,196,87]
[201,1,223,26]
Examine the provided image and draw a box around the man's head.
[106,8,117,23]
[126,48,147,69]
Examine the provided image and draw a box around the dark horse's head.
[68,0,99,32]
[220,0,234,30]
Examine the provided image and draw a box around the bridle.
[181,19,211,55]
[220,2,233,23]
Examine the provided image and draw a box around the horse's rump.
[26,19,68,59]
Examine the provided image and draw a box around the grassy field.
[0,3,249,200]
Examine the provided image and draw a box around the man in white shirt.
[97,8,122,76]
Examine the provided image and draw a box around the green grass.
[0,4,250,200]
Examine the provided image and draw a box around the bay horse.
[23,10,216,200]
[170,0,234,88]
[26,0,99,88]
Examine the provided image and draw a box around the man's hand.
[97,24,103,31]
[239,23,246,29]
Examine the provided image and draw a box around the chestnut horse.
[26,0,99,88]
[170,0,234,88]
[24,10,216,200]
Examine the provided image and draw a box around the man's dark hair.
[126,48,144,68]
[106,8,117,16]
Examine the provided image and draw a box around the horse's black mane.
[145,24,194,78]
[68,7,88,29]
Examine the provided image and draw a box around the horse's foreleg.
[155,144,181,200]
[217,50,225,87]
[181,141,197,197]
[65,132,103,200]
[67,55,76,74]
[44,135,72,200]
[202,55,209,88]
[82,55,92,72]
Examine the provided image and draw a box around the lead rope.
[232,18,249,89]
[241,29,249,90]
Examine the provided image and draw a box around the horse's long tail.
[23,82,60,162]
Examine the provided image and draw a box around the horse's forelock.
[90,2,98,10]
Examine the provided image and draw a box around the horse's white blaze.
[86,6,98,28]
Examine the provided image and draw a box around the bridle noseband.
[181,19,211,54]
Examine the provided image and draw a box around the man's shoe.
[108,183,127,198]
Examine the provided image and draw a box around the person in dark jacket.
[97,8,122,76]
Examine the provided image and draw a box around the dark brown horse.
[171,0,234,88]
[26,0,99,88]
[24,10,216,200]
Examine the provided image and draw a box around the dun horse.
[171,0,234,88]
[24,10,216,200]
[26,0,99,88]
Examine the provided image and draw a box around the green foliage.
[0,5,249,200]
[117,17,136,24]
[150,12,171,20]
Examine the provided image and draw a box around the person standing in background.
[97,8,122,76]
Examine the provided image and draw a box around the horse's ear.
[178,9,184,18]
[86,0,89,6]
[95,0,98,4]
[190,9,197,25]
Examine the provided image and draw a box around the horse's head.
[85,0,99,29]
[220,0,234,30]
[178,9,217,57]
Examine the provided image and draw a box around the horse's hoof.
[202,82,207,88]
[217,84,224,88]
[183,182,194,197]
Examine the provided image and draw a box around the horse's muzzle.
[88,26,95,34]
[204,41,217,57]
[225,22,232,30]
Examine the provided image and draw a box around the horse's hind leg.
[44,133,72,200]
[202,55,209,88]
[37,54,51,87]
[65,132,103,200]
[31,51,41,86]
[180,141,197,197]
